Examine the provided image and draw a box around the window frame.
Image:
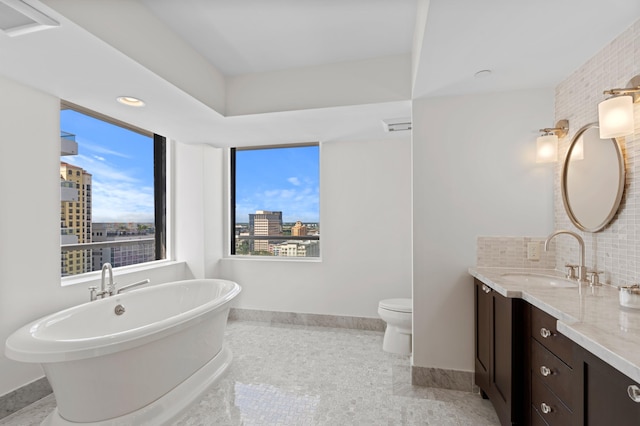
[229,143,320,258]
[59,101,167,277]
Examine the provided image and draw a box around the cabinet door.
[475,279,492,394]
[492,289,513,413]
[581,350,640,425]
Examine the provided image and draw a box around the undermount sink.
[500,273,579,288]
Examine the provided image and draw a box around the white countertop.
[469,267,640,384]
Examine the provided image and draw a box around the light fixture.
[116,96,145,107]
[598,75,640,138]
[536,119,569,163]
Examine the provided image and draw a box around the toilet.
[378,298,412,355]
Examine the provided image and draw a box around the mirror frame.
[561,122,625,232]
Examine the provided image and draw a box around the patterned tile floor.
[0,321,499,425]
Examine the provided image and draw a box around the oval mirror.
[561,123,625,232]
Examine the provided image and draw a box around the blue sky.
[61,110,319,224]
[60,110,155,223]
[236,146,319,223]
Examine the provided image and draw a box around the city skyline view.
[235,146,320,223]
[60,109,155,223]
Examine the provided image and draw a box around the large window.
[231,144,320,257]
[60,103,166,277]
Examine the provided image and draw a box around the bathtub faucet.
[116,279,151,294]
[89,263,115,301]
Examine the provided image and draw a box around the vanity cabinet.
[575,346,640,425]
[529,305,577,425]
[474,276,640,426]
[474,278,527,425]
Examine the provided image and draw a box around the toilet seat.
[379,298,412,313]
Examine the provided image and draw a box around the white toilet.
[378,298,412,355]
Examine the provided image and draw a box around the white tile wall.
[476,236,556,269]
[554,19,640,287]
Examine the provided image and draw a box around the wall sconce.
[599,74,640,138]
[536,119,569,163]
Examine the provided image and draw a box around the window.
[60,103,166,277]
[231,144,320,257]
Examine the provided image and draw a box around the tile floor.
[0,321,499,425]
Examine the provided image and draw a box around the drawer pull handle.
[628,385,640,402]
[540,327,552,338]
[540,366,552,377]
[481,284,491,294]
[540,402,552,414]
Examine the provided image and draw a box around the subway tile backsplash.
[477,236,556,269]
[553,18,640,287]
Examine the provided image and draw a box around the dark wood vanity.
[474,278,640,425]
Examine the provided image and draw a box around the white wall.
[218,137,413,317]
[172,142,225,279]
[226,55,411,116]
[411,88,555,372]
[0,76,191,397]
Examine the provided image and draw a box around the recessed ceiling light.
[474,69,492,79]
[116,96,145,107]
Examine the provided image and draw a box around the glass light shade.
[536,134,558,163]
[598,95,634,138]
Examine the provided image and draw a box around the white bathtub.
[5,278,241,425]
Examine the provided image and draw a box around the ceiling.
[141,0,418,77]
[1,0,639,147]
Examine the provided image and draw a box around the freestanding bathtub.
[5,278,241,425]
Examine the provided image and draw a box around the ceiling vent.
[0,0,59,37]
[382,118,412,132]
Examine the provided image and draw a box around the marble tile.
[411,366,474,392]
[0,321,499,426]
[229,308,385,332]
[0,394,55,425]
[0,377,52,420]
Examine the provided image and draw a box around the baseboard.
[0,377,52,420]
[229,308,385,332]
[411,366,474,392]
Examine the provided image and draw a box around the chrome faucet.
[116,279,150,294]
[101,262,114,296]
[544,230,587,282]
[89,262,115,301]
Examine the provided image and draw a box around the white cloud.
[236,184,319,223]
[63,154,153,222]
[287,177,301,186]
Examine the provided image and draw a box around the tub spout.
[116,279,151,294]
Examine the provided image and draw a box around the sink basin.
[500,273,578,288]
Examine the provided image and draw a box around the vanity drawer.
[531,306,573,367]
[531,375,572,426]
[531,339,573,410]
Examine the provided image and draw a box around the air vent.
[0,0,59,37]
[382,118,412,132]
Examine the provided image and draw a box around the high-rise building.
[273,240,319,257]
[291,220,307,236]
[92,223,155,269]
[60,162,92,276]
[249,210,283,253]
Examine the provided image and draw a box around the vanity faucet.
[544,230,587,283]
